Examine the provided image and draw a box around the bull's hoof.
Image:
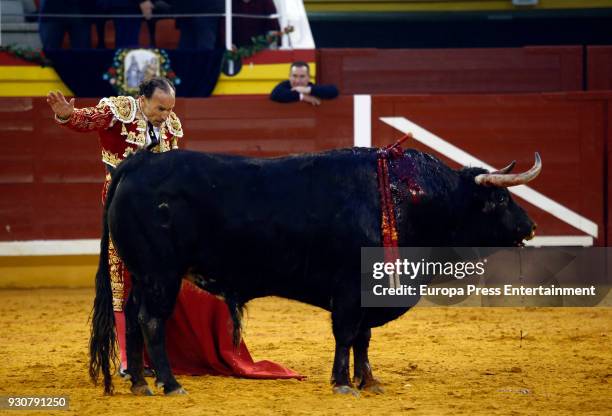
[165,387,188,396]
[332,385,360,397]
[131,384,154,396]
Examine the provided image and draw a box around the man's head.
[289,61,310,88]
[138,77,176,127]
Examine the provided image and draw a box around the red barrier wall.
[176,96,353,155]
[372,93,608,244]
[318,47,584,94]
[0,94,608,245]
[0,98,102,241]
[587,46,612,91]
[607,99,612,246]
[0,97,353,241]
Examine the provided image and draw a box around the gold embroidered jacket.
[56,96,183,167]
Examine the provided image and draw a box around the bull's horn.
[474,153,541,187]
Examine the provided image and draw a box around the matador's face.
[139,88,175,127]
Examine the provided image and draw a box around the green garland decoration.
[0,45,51,67]
[223,26,295,63]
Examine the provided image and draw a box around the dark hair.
[290,61,310,72]
[138,77,175,98]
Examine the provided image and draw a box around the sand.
[0,288,610,415]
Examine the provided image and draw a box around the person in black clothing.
[95,0,153,48]
[220,0,280,48]
[38,0,94,48]
[173,0,224,50]
[270,61,339,106]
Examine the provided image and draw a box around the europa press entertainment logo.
[361,247,608,308]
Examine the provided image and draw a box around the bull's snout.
[526,222,537,241]
[516,221,536,246]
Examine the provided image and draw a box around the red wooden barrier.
[319,47,583,94]
[607,98,612,246]
[177,96,353,155]
[587,46,612,91]
[0,96,353,241]
[372,93,608,245]
[0,98,102,241]
[0,94,609,246]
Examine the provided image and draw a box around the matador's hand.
[46,90,75,120]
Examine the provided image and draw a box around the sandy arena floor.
[0,288,610,416]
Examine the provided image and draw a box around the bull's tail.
[226,296,244,347]
[89,168,125,395]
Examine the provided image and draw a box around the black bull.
[90,147,541,395]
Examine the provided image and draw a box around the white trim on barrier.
[0,239,101,256]
[380,116,599,239]
[526,236,594,247]
[354,95,372,147]
[0,234,594,256]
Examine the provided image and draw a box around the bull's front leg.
[353,327,384,394]
[331,342,354,395]
[330,306,361,396]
